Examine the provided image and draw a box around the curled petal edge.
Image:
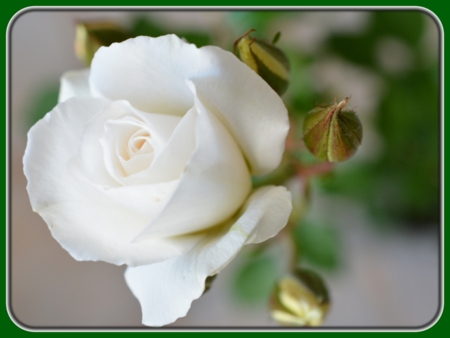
[124,185,292,326]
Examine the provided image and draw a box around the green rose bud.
[270,269,330,326]
[234,30,290,95]
[303,97,362,162]
[75,21,131,66]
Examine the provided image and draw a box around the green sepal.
[203,275,217,294]
[292,268,330,306]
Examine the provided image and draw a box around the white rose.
[23,35,292,326]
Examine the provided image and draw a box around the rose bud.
[302,97,362,162]
[75,21,131,66]
[270,269,330,326]
[234,30,290,95]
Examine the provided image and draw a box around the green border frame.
[3,2,446,334]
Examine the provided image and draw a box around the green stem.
[287,231,300,272]
[252,162,295,189]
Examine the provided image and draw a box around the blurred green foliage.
[131,16,212,47]
[25,84,59,130]
[228,10,439,301]
[293,221,341,269]
[329,12,425,69]
[232,250,281,304]
[229,10,439,227]
[227,11,285,36]
[319,11,439,226]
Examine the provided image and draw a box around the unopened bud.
[234,30,290,95]
[75,21,131,66]
[270,269,330,326]
[303,97,362,162]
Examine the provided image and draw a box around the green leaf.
[26,84,59,129]
[327,11,425,69]
[293,221,340,269]
[285,51,317,115]
[371,11,425,46]
[328,34,377,68]
[179,32,211,48]
[373,69,439,225]
[130,16,167,37]
[232,252,279,304]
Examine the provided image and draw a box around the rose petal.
[102,180,177,219]
[90,35,196,116]
[124,186,292,326]
[90,35,289,175]
[24,98,204,266]
[78,100,134,187]
[78,100,185,187]
[189,48,289,176]
[58,69,92,103]
[127,107,197,185]
[101,116,154,180]
[133,92,251,240]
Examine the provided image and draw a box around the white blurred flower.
[24,35,292,326]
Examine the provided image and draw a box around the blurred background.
[9,9,440,328]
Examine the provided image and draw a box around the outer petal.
[90,35,289,175]
[58,69,92,103]
[24,98,203,267]
[90,35,196,116]
[124,186,292,326]
[189,49,289,176]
